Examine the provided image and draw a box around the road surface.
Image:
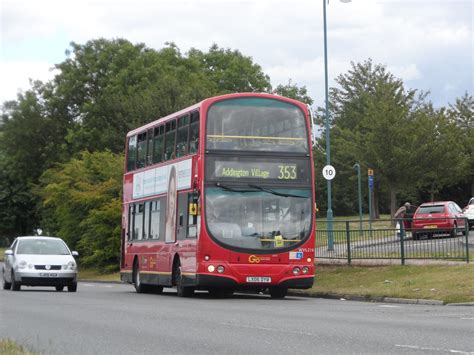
[1,282,473,354]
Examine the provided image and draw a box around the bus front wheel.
[174,261,194,297]
[269,286,287,299]
[133,261,147,294]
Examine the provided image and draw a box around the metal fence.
[315,218,471,264]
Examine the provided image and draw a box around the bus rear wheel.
[269,286,287,299]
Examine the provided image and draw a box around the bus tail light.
[217,265,225,273]
[292,267,301,275]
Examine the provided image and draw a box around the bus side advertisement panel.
[132,159,193,199]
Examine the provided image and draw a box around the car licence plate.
[246,276,271,283]
[424,225,437,229]
[39,273,58,277]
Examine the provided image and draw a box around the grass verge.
[0,247,6,262]
[79,268,120,282]
[0,339,37,355]
[299,264,474,304]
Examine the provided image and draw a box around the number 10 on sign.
[322,165,336,180]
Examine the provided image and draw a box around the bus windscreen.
[206,97,308,153]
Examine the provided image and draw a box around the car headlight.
[18,260,27,269]
[67,261,77,270]
[63,261,77,270]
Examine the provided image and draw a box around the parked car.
[462,197,474,230]
[412,201,467,240]
[2,236,78,292]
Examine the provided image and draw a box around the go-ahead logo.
[249,255,260,263]
[248,255,271,263]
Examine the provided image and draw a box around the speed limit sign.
[322,165,336,180]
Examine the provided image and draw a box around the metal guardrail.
[315,218,471,264]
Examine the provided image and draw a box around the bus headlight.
[302,266,309,274]
[208,265,215,272]
[217,265,225,273]
[292,267,301,275]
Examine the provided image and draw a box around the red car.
[412,201,467,240]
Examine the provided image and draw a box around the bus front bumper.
[196,274,314,290]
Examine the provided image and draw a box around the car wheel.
[68,282,77,292]
[450,223,457,238]
[11,271,21,291]
[56,285,64,292]
[269,286,287,299]
[2,269,12,290]
[174,261,194,297]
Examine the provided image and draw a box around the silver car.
[2,236,78,292]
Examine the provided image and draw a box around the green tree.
[447,92,474,196]
[273,79,313,105]
[37,151,123,270]
[411,104,466,201]
[321,60,422,217]
[0,83,71,239]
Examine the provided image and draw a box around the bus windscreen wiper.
[247,184,307,198]
[215,182,257,193]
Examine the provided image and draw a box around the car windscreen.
[417,205,445,214]
[16,239,70,255]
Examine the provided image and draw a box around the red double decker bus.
[120,93,316,298]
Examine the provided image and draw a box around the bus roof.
[126,92,306,138]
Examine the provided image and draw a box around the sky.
[1,0,472,109]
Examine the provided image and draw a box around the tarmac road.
[1,281,473,354]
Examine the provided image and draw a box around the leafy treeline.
[314,60,473,217]
[0,38,311,262]
[0,39,472,270]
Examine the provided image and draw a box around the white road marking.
[395,344,474,354]
[82,284,95,287]
[461,318,474,320]
[219,322,314,336]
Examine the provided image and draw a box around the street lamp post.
[322,0,351,251]
[323,0,334,250]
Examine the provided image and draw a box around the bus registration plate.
[246,276,271,283]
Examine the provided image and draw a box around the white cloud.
[0,61,57,102]
[0,0,472,106]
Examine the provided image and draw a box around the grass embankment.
[0,247,6,262]
[305,264,474,304]
[78,268,120,282]
[0,339,37,355]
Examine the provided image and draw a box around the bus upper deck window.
[153,125,164,164]
[164,120,177,161]
[177,115,190,158]
[189,111,200,154]
[136,132,148,169]
[127,135,137,171]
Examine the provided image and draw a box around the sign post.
[322,165,336,250]
[353,163,363,235]
[368,169,374,232]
